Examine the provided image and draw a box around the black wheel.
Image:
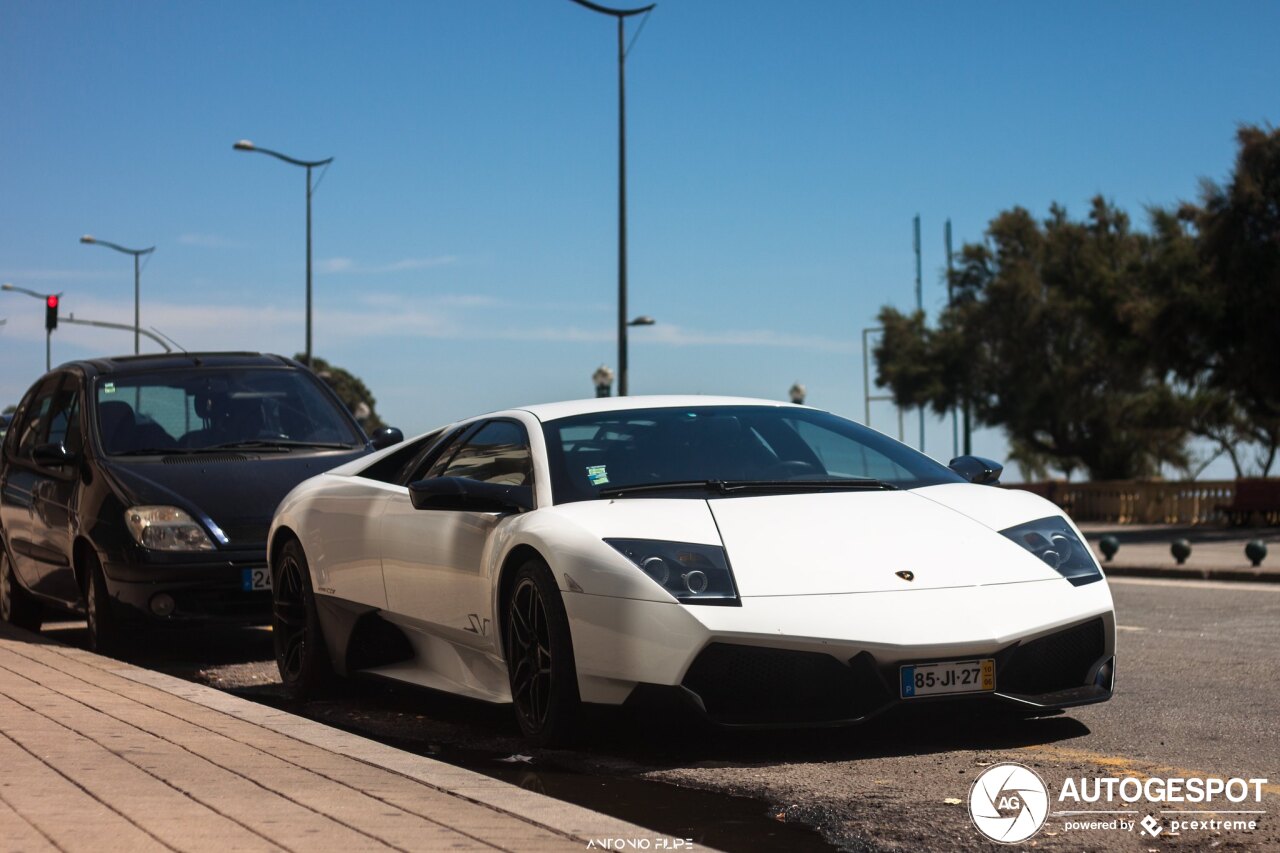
[273,539,334,696]
[1,547,43,632]
[85,550,126,656]
[505,558,580,745]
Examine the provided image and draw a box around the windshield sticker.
[103,382,116,394]
[586,465,609,485]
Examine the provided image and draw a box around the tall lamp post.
[79,236,154,355]
[233,139,333,367]
[3,283,61,370]
[569,0,655,396]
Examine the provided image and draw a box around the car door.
[380,419,534,646]
[0,377,60,597]
[32,375,86,602]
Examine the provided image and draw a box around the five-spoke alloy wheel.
[505,558,579,745]
[273,538,333,696]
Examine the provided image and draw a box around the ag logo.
[895,570,915,582]
[968,763,1049,844]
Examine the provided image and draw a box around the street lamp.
[3,283,62,370]
[569,0,656,396]
[233,139,334,367]
[79,235,154,355]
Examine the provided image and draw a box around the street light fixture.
[3,282,63,370]
[569,0,656,396]
[233,139,334,367]
[79,235,154,355]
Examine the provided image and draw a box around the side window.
[356,430,440,485]
[14,381,59,461]
[437,421,532,486]
[400,426,469,485]
[45,383,83,457]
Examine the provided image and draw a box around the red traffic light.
[45,294,59,331]
[46,294,59,309]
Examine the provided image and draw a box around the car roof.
[511,395,808,423]
[59,352,299,378]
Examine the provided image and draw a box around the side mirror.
[949,455,1003,485]
[370,426,404,450]
[33,443,76,467]
[408,477,533,513]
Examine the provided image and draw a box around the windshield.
[543,405,964,504]
[94,367,363,455]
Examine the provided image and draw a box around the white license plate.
[900,659,994,698]
[241,567,272,591]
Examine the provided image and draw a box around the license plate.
[900,659,994,698]
[241,567,272,591]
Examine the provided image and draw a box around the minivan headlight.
[1001,516,1102,586]
[125,506,215,552]
[605,539,740,605]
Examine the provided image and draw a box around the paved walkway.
[1079,522,1280,582]
[0,622,672,853]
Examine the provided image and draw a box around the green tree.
[875,198,1188,480]
[298,355,386,432]
[1160,125,1280,475]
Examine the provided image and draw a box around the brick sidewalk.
[0,623,673,853]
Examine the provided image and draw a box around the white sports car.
[268,396,1114,743]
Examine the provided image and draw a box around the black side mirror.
[370,426,404,450]
[409,477,533,513]
[32,443,76,467]
[949,455,1003,485]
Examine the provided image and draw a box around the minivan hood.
[104,449,366,547]
[707,489,1064,596]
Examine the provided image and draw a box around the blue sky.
[2,1,1276,479]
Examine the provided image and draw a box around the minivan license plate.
[242,567,272,591]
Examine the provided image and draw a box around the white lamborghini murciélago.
[268,396,1114,743]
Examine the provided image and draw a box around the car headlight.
[124,506,216,552]
[605,539,740,605]
[1001,516,1101,586]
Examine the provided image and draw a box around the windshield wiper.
[110,447,196,456]
[206,439,356,451]
[599,478,895,498]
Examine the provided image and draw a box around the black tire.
[505,557,580,746]
[0,547,43,632]
[85,550,126,656]
[273,539,334,697]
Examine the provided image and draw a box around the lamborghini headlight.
[605,539,740,605]
[1001,516,1101,586]
[124,506,216,552]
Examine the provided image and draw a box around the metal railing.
[1007,479,1243,525]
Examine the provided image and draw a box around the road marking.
[1116,625,1145,632]
[1018,745,1280,797]
[1108,576,1280,593]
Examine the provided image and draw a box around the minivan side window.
[13,381,59,462]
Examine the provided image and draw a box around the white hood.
[708,489,1064,597]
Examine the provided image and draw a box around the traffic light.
[45,294,58,331]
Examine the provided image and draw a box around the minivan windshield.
[543,405,965,504]
[94,367,363,455]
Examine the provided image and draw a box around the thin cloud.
[0,269,113,282]
[318,256,457,275]
[178,233,245,249]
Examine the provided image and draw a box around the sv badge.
[895,570,915,582]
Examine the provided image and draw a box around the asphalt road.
[43,576,1280,851]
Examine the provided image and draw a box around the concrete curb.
[1102,565,1280,584]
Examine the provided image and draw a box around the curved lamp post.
[3,283,60,370]
[79,235,154,355]
[569,0,655,396]
[233,139,333,367]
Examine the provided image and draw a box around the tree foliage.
[298,354,386,432]
[875,124,1280,481]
